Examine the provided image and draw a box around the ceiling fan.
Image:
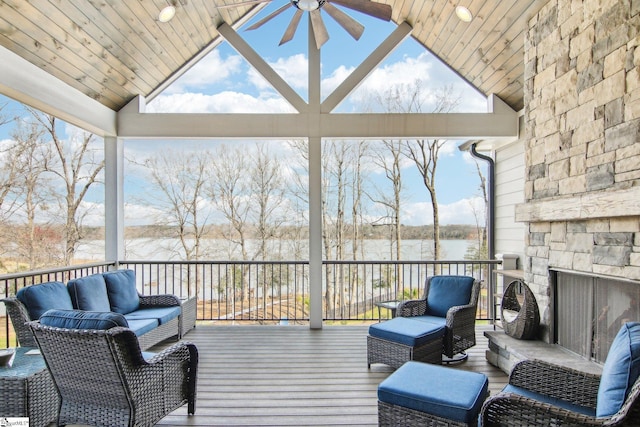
[217,0,393,49]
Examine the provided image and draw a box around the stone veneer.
[516,0,640,343]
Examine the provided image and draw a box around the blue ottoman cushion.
[369,317,444,347]
[378,361,488,424]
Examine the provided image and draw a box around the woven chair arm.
[145,341,198,415]
[396,299,427,317]
[509,359,601,408]
[480,392,603,426]
[446,303,477,328]
[147,341,198,365]
[138,294,181,307]
[1,297,37,347]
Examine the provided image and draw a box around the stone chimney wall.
[517,0,640,342]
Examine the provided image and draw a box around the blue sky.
[0,3,489,227]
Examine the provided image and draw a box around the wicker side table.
[0,347,59,427]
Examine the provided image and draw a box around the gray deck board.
[152,324,507,426]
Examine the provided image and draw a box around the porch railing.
[1,259,500,346]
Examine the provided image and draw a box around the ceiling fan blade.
[245,3,291,31]
[280,9,303,45]
[215,0,271,9]
[310,9,329,49]
[329,0,392,21]
[323,2,364,41]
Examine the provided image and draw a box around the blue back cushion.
[16,281,74,320]
[597,322,640,417]
[103,269,140,314]
[40,309,128,330]
[426,275,475,318]
[67,274,111,312]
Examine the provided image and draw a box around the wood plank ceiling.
[0,0,547,113]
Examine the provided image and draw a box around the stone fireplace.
[554,269,640,363]
[512,0,640,356]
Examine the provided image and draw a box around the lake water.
[76,239,476,261]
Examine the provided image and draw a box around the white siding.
[494,140,526,266]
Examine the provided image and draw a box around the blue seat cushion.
[596,322,640,417]
[103,269,140,314]
[16,281,73,320]
[410,315,447,326]
[369,317,444,347]
[67,274,111,312]
[124,306,181,325]
[126,318,159,337]
[39,309,128,330]
[378,361,488,424]
[502,384,595,416]
[426,276,475,318]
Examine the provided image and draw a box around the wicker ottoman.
[367,317,444,369]
[378,361,489,426]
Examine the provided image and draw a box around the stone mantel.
[515,187,640,223]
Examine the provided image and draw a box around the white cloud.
[164,51,244,94]
[402,196,486,226]
[248,54,309,91]
[79,200,105,227]
[147,91,295,113]
[322,65,354,97]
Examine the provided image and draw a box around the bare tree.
[209,144,250,261]
[369,138,403,262]
[400,83,460,261]
[143,149,210,261]
[250,143,287,261]
[29,110,104,265]
[10,119,59,269]
[466,158,488,260]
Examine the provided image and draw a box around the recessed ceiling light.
[158,5,176,23]
[455,6,473,23]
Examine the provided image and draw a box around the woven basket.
[501,280,540,340]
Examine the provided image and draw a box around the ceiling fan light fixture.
[455,6,473,22]
[158,5,176,23]
[293,0,324,12]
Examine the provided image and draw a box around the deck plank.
[153,324,507,426]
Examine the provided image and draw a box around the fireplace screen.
[555,271,640,363]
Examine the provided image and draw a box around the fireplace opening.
[554,270,640,363]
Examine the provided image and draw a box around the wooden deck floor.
[152,324,507,426]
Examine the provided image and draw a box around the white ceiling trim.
[117,94,518,139]
[0,45,117,137]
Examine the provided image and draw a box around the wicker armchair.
[481,322,640,426]
[397,275,481,361]
[29,312,198,427]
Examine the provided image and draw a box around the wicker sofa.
[3,269,195,350]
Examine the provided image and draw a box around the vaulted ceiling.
[0,0,546,114]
